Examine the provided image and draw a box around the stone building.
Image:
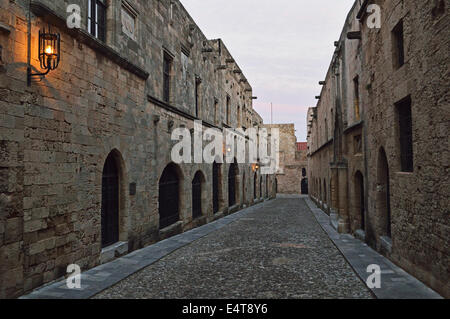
[307,0,449,297]
[0,0,275,298]
[265,124,307,195]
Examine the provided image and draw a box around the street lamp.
[28,26,60,85]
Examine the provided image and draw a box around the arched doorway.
[265,175,269,198]
[377,148,391,237]
[159,163,180,229]
[323,179,327,203]
[101,152,120,248]
[192,171,204,219]
[212,162,221,213]
[254,173,258,199]
[242,171,246,204]
[355,171,365,230]
[275,178,278,194]
[301,178,308,194]
[228,162,238,206]
[259,176,262,198]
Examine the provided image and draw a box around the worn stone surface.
[264,124,308,195]
[93,197,372,299]
[307,0,449,298]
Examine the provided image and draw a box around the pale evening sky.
[180,0,355,141]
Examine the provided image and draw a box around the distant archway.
[254,173,258,199]
[242,171,246,204]
[265,175,269,198]
[228,161,239,206]
[192,171,205,219]
[301,178,308,195]
[259,176,263,198]
[213,161,222,213]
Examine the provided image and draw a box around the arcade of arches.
[99,153,276,253]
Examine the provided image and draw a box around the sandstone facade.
[264,124,307,195]
[307,0,449,297]
[0,0,275,298]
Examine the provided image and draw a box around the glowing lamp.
[28,26,60,85]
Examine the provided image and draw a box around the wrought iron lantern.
[28,26,60,85]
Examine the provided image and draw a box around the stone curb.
[304,197,443,299]
[20,201,268,299]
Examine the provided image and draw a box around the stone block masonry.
[264,124,308,195]
[307,0,449,298]
[0,0,275,298]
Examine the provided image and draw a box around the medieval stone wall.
[307,0,449,297]
[0,0,274,298]
[265,124,307,195]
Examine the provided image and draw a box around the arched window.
[377,148,391,237]
[159,163,180,229]
[192,171,204,219]
[101,152,119,248]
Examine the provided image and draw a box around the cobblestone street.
[93,198,373,299]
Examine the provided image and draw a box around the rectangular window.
[163,53,172,103]
[88,0,106,42]
[354,76,360,121]
[392,20,405,69]
[396,96,413,172]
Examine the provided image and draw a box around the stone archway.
[101,152,120,248]
[159,163,182,229]
[212,161,222,214]
[301,178,309,194]
[192,170,205,219]
[228,161,239,206]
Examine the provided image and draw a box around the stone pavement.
[21,196,441,299]
[93,196,371,299]
[304,197,443,299]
